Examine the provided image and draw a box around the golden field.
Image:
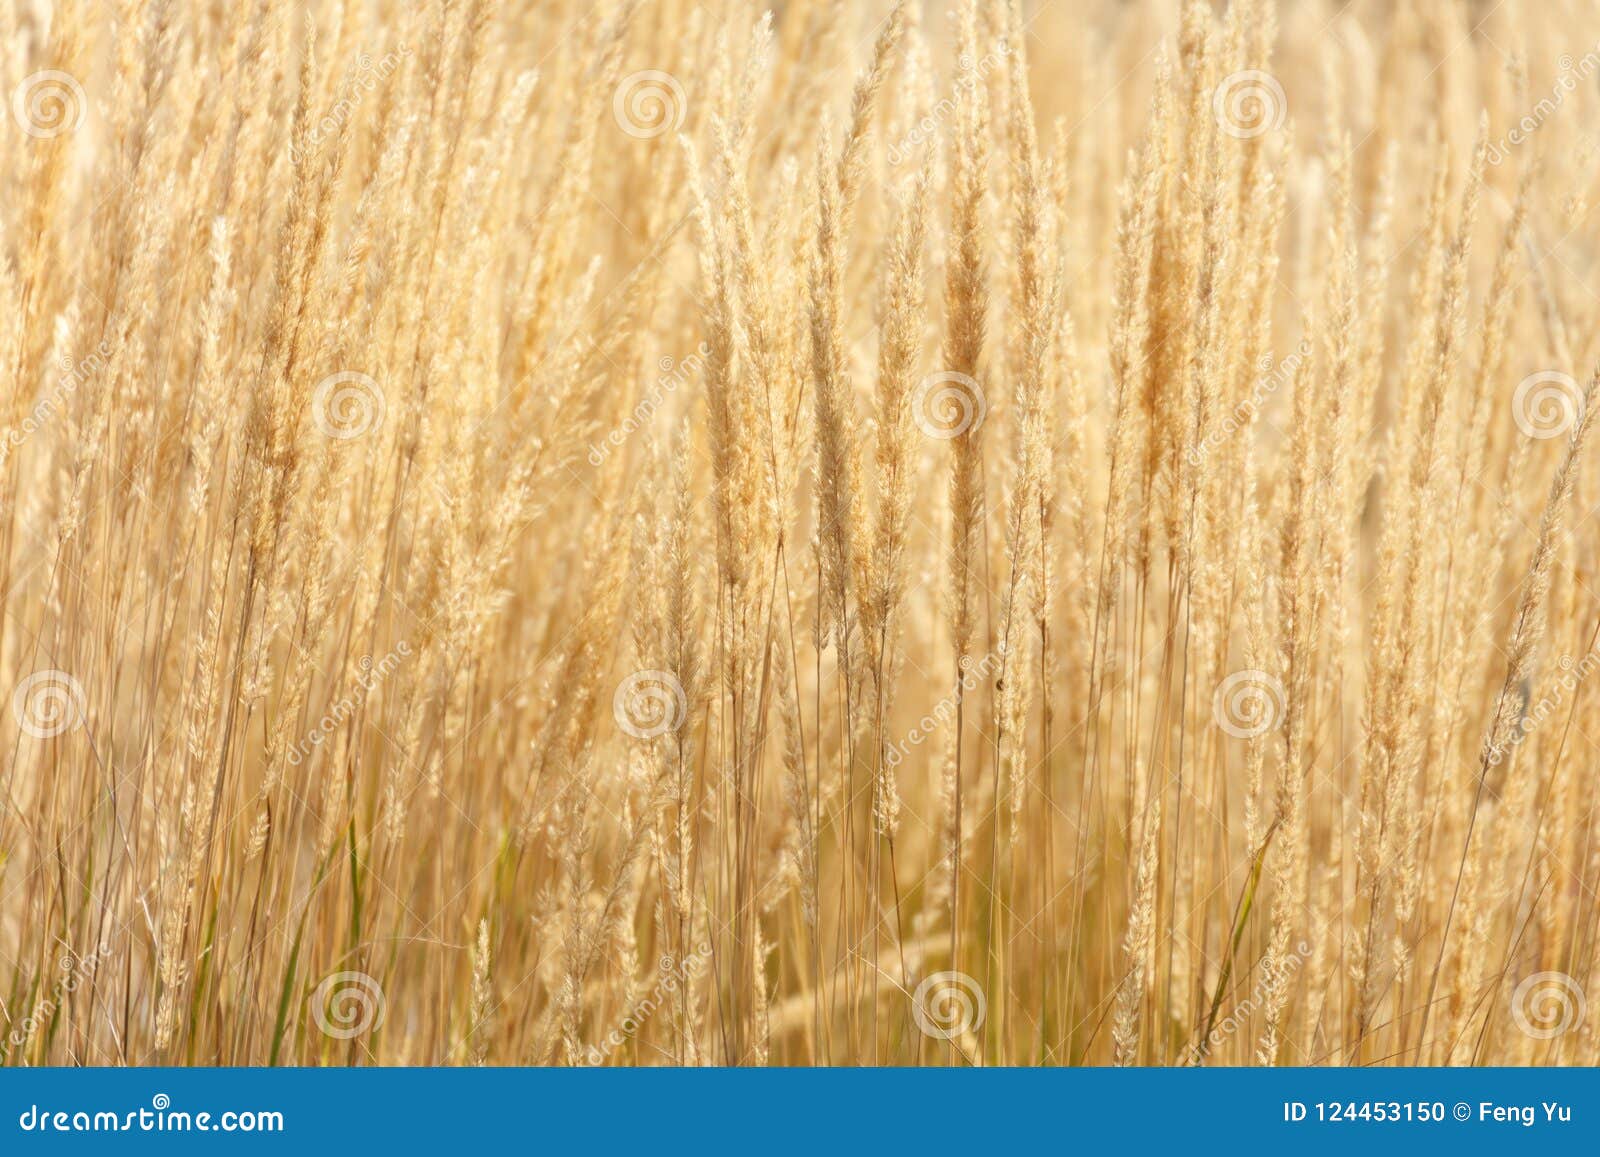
[2,0,1600,1066]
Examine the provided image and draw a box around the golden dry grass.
[3,0,1600,1066]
